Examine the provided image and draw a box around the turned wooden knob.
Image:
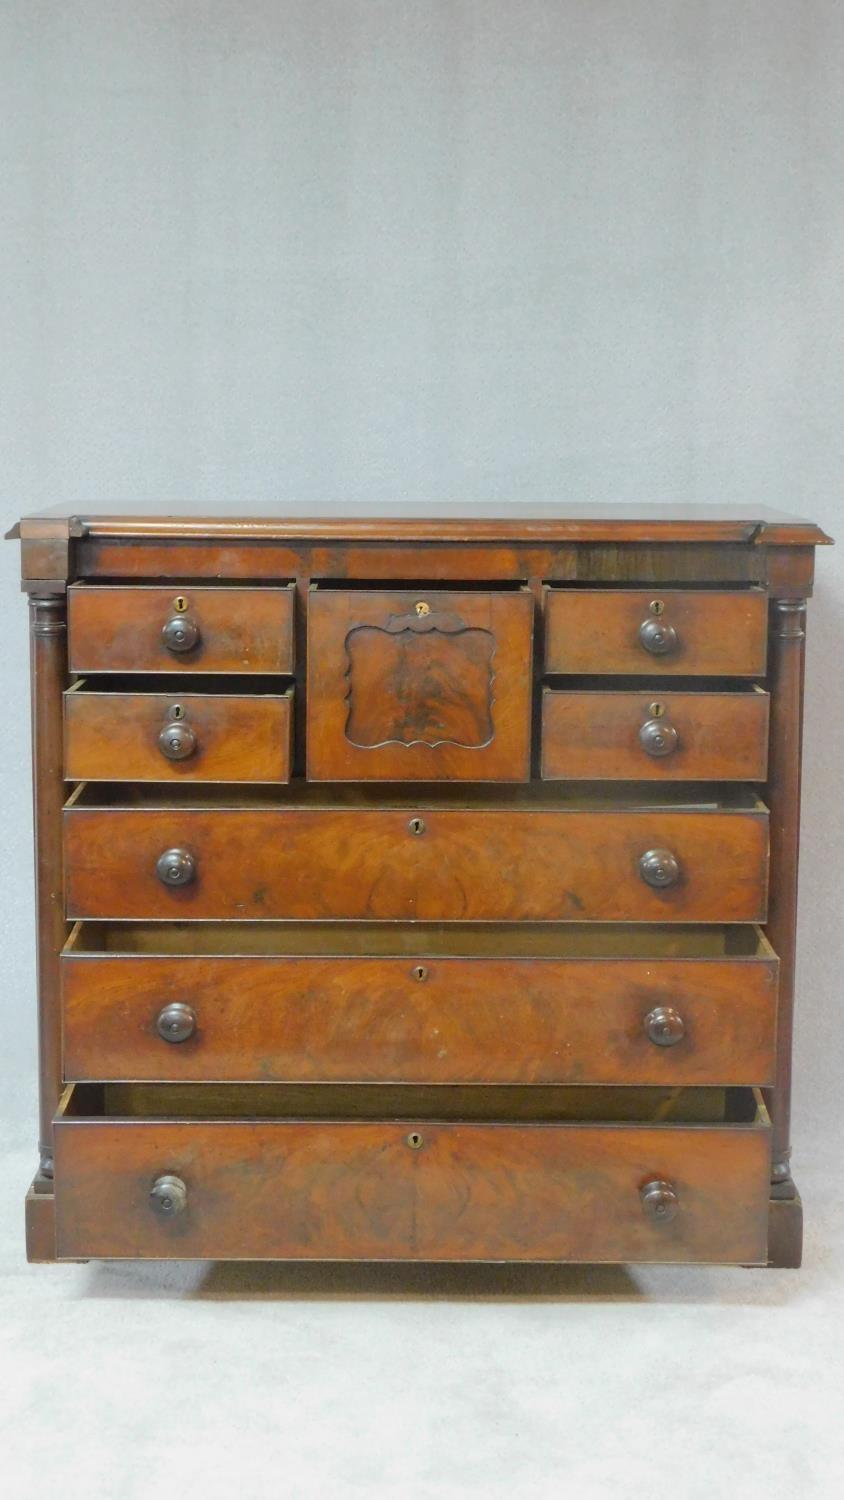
[638,617,679,656]
[155,847,196,887]
[149,1174,188,1217]
[644,1005,685,1047]
[639,848,681,889]
[640,1179,679,1224]
[156,1002,197,1043]
[158,720,197,761]
[161,614,200,654]
[639,718,678,758]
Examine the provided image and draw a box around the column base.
[767,1181,803,1269]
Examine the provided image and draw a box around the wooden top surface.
[10,500,832,546]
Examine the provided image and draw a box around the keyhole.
[649,599,665,616]
[408,817,426,836]
[649,701,665,718]
[406,1131,424,1150]
[412,965,428,982]
[173,596,188,613]
[170,704,185,720]
[414,601,430,617]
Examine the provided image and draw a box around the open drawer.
[53,1083,772,1263]
[64,678,294,784]
[306,587,534,781]
[61,922,778,1087]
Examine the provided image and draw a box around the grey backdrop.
[1,1,842,1176]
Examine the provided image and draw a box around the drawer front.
[62,949,778,1086]
[542,689,769,781]
[64,806,769,922]
[68,585,295,674]
[307,589,533,781]
[544,589,768,676]
[53,1113,771,1263]
[64,688,293,783]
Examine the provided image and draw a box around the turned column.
[28,592,68,1180]
[764,597,807,1201]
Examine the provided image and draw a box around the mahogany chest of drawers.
[10,502,831,1268]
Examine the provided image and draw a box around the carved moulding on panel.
[344,605,496,750]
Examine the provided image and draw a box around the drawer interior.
[63,920,776,961]
[57,1081,770,1127]
[64,780,768,811]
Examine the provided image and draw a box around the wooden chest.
[10,501,831,1269]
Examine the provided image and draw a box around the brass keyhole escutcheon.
[649,701,666,718]
[169,703,185,721]
[412,965,428,982]
[408,817,426,836]
[173,595,189,613]
[406,1131,424,1150]
[649,599,665,616]
[414,601,430,617]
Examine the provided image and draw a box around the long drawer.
[62,922,778,1086]
[63,788,770,923]
[53,1084,772,1264]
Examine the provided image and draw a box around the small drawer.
[62,922,778,1087]
[307,587,533,781]
[542,686,769,781]
[544,588,768,676]
[68,584,295,674]
[53,1083,772,1263]
[64,681,293,784]
[63,785,770,923]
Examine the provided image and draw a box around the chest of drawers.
[11,502,830,1269]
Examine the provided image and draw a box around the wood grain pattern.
[307,590,533,781]
[52,1107,772,1263]
[544,588,769,676]
[541,688,769,781]
[61,940,778,1085]
[63,802,770,922]
[64,686,293,783]
[68,584,295,674]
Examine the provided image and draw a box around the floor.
[1,1128,842,1500]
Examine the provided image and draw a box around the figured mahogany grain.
[68,584,295,675]
[544,588,769,676]
[53,1111,772,1263]
[61,945,777,1085]
[541,688,769,781]
[307,589,533,781]
[63,803,769,922]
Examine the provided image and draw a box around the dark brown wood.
[29,594,69,1178]
[63,799,769,922]
[53,1096,771,1263]
[64,685,293,783]
[68,584,295,675]
[15,498,833,546]
[764,599,807,1220]
[542,687,769,781]
[10,504,830,1270]
[61,929,778,1086]
[307,589,533,781]
[545,587,769,676]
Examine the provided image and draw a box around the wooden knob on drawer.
[644,1005,685,1047]
[161,614,200,654]
[638,618,679,656]
[156,1002,197,1043]
[640,1179,679,1224]
[638,848,681,889]
[158,720,197,761]
[155,847,196,887]
[149,1174,188,1217]
[639,718,678,758]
